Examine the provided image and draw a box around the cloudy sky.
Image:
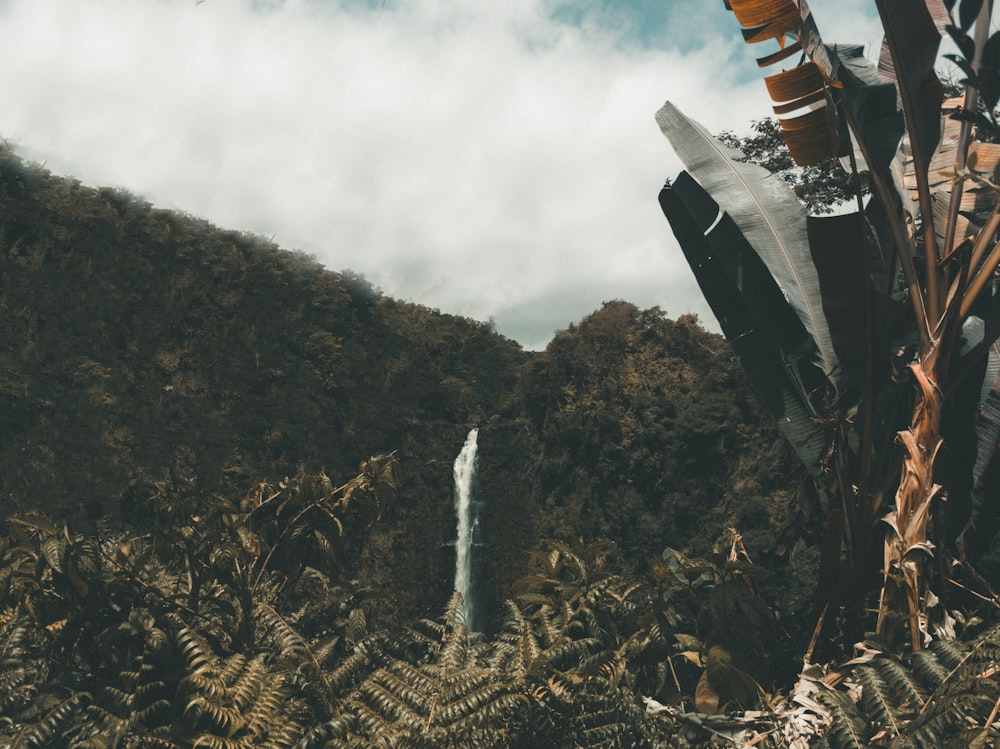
[0,0,883,349]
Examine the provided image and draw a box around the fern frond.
[132,697,172,727]
[296,714,357,748]
[328,650,371,694]
[817,688,868,749]
[13,691,92,748]
[217,653,249,686]
[190,734,245,749]
[176,625,219,683]
[228,655,267,712]
[349,700,395,738]
[437,667,494,696]
[581,718,630,748]
[184,695,245,737]
[241,671,290,736]
[84,705,130,745]
[256,602,335,709]
[358,678,425,725]
[535,605,563,648]
[909,648,949,690]
[384,660,439,696]
[442,591,465,629]
[368,668,432,715]
[259,717,305,749]
[858,664,902,738]
[0,664,37,715]
[126,738,184,748]
[577,649,616,678]
[433,621,471,676]
[0,606,32,665]
[900,689,997,748]
[874,656,928,711]
[101,684,138,712]
[440,692,531,737]
[310,634,341,670]
[539,637,602,671]
[930,638,966,670]
[347,607,366,643]
[432,681,509,726]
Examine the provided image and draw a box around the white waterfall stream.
[452,427,480,630]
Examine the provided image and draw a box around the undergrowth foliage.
[0,458,810,749]
[811,621,1000,748]
[0,458,397,748]
[2,457,996,747]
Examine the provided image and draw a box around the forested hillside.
[0,145,797,625]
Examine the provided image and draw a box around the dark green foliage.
[511,303,796,590]
[817,689,868,749]
[0,461,394,748]
[814,624,1000,748]
[0,473,795,749]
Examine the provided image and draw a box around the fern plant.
[806,620,1000,748]
[301,592,533,749]
[0,460,395,749]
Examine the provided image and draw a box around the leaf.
[806,212,877,393]
[950,108,996,132]
[695,671,721,714]
[763,63,841,164]
[983,30,1000,69]
[959,0,984,32]
[945,53,979,84]
[727,1,841,165]
[979,67,1000,112]
[729,0,801,43]
[41,537,64,573]
[817,689,869,749]
[673,633,702,651]
[828,43,905,174]
[656,101,840,381]
[659,177,829,476]
[877,0,947,193]
[946,25,977,61]
[960,356,1000,553]
[669,171,812,355]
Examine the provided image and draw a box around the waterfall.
[453,427,480,630]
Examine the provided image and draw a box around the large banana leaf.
[805,212,875,396]
[659,175,828,475]
[877,0,947,190]
[671,170,812,360]
[656,101,841,384]
[828,44,904,174]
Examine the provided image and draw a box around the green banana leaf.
[656,101,841,386]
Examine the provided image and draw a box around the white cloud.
[0,0,880,349]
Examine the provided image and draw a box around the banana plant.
[657,0,1000,650]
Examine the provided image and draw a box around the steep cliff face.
[0,148,800,629]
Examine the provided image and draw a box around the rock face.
[0,148,798,629]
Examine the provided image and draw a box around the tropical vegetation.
[658,0,1000,653]
[4,0,1000,745]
